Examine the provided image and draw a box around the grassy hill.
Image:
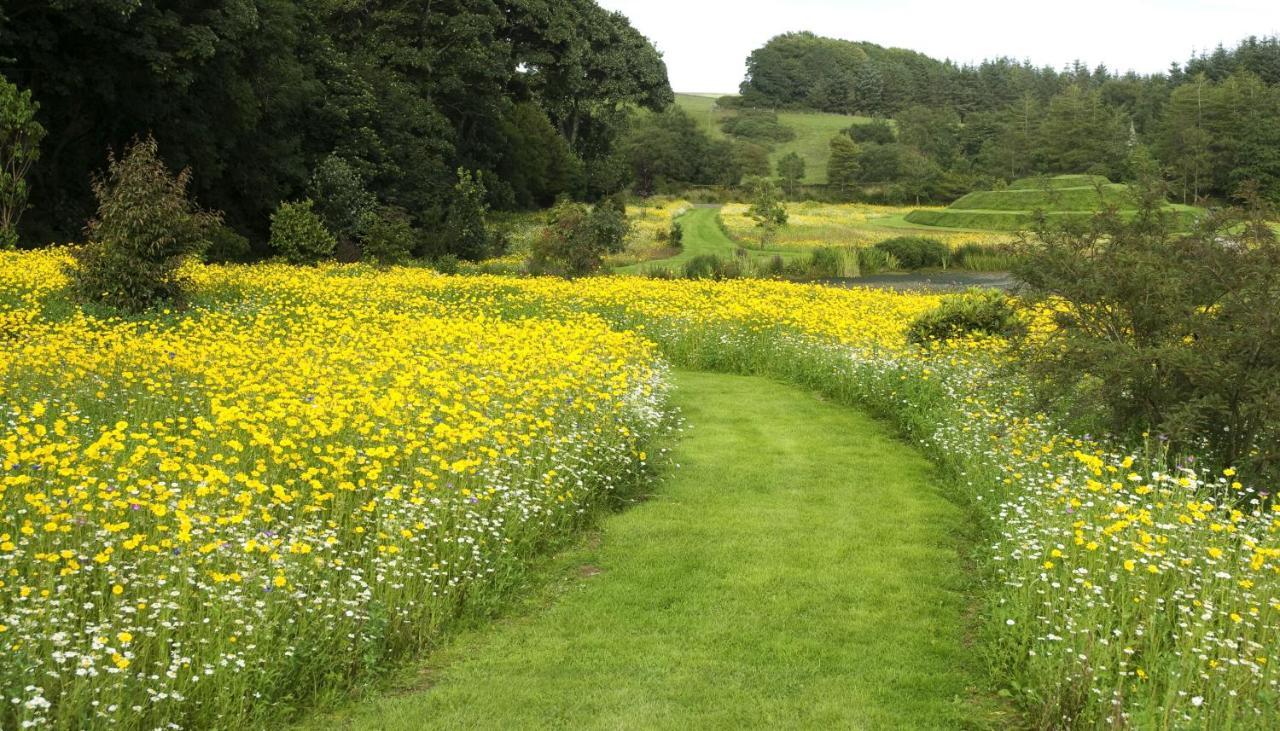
[675,93,874,185]
[905,175,1200,231]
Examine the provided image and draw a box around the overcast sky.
[596,0,1280,93]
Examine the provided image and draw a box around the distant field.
[719,201,1017,251]
[675,93,876,185]
[906,175,1203,231]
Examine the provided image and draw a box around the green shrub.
[431,253,460,275]
[588,199,631,254]
[806,247,859,278]
[666,221,684,249]
[720,109,795,143]
[203,223,251,263]
[360,207,415,265]
[69,136,218,311]
[270,199,335,264]
[953,242,1021,271]
[906,288,1024,344]
[446,168,491,261]
[307,153,376,243]
[1,73,46,249]
[856,246,899,274]
[528,201,604,277]
[873,236,948,269]
[681,254,745,280]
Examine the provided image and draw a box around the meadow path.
[308,370,987,729]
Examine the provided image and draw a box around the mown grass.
[299,370,995,730]
[614,207,805,275]
[675,94,874,184]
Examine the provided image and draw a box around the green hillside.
[675,93,874,185]
[905,175,1200,231]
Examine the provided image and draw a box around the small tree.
[270,199,335,264]
[446,168,490,261]
[307,153,376,245]
[777,152,806,196]
[1015,175,1280,484]
[1,74,46,248]
[69,136,218,311]
[528,201,610,277]
[827,135,860,195]
[746,176,787,246]
[359,207,415,265]
[588,196,631,254]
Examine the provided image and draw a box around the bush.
[953,242,1021,271]
[528,201,604,277]
[270,199,335,264]
[847,119,895,144]
[857,246,900,274]
[360,207,415,265]
[806,247,859,278]
[681,254,744,280]
[203,223,251,263]
[720,109,795,143]
[666,221,684,249]
[873,236,948,269]
[307,154,376,244]
[1,73,46,249]
[430,253,460,275]
[1016,179,1280,481]
[588,199,631,254]
[906,288,1024,344]
[69,135,218,311]
[446,168,490,261]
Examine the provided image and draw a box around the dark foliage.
[873,236,948,269]
[906,289,1024,344]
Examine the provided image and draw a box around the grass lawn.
[300,370,995,730]
[675,94,875,184]
[614,207,806,275]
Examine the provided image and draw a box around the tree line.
[0,0,671,253]
[740,32,1280,204]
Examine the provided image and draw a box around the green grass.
[302,370,992,730]
[906,176,1203,231]
[614,207,806,275]
[675,94,874,184]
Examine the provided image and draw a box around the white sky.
[597,0,1280,93]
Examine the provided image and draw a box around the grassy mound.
[906,175,1200,231]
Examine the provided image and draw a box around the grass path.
[305,371,993,730]
[616,208,805,275]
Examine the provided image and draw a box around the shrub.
[588,199,630,254]
[666,221,684,249]
[953,242,1021,271]
[1,73,46,248]
[307,153,376,244]
[203,223,251,263]
[431,253,460,275]
[69,136,218,311]
[720,109,795,143]
[528,201,604,277]
[360,207,415,265]
[681,254,744,280]
[446,168,491,261]
[873,236,948,269]
[906,288,1024,344]
[806,247,859,278]
[1016,178,1280,482]
[270,199,335,264]
[857,246,900,274]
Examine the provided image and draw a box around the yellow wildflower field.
[720,201,1018,251]
[2,248,1277,729]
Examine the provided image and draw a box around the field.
[5,249,1280,729]
[905,175,1203,230]
[675,93,875,184]
[719,201,1017,251]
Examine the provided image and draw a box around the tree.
[777,152,806,196]
[445,168,490,261]
[746,176,787,245]
[1036,85,1131,176]
[1015,175,1280,483]
[895,105,961,167]
[0,73,45,248]
[827,135,860,194]
[307,154,376,246]
[69,136,219,311]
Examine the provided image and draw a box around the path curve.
[310,371,989,730]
